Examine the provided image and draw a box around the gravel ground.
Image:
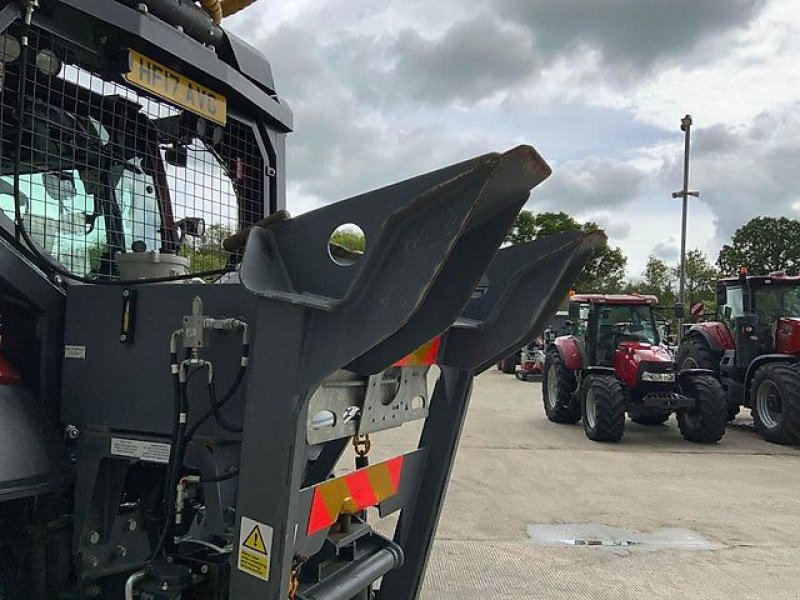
[368,368,800,600]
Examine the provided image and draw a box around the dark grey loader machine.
[0,1,600,598]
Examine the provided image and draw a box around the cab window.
[721,286,744,322]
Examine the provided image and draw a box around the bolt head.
[125,518,138,532]
[87,530,100,545]
[83,554,99,569]
[65,425,80,440]
[116,545,128,559]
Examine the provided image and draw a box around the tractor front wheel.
[677,335,738,420]
[677,374,727,443]
[581,375,626,442]
[752,363,800,445]
[542,349,580,423]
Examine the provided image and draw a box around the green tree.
[675,249,718,311]
[505,211,627,293]
[631,255,676,306]
[182,223,233,272]
[717,216,800,276]
[330,229,365,252]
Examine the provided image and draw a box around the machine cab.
[570,294,661,366]
[716,273,800,356]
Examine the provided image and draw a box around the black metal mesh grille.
[0,23,264,278]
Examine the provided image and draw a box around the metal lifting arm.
[230,147,557,598]
[380,230,603,600]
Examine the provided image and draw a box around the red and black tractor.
[543,294,727,443]
[677,270,800,445]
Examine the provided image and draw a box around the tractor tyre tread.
[542,349,580,423]
[751,363,800,445]
[581,375,626,442]
[677,374,727,444]
[676,336,719,375]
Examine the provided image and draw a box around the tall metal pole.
[678,115,691,342]
[671,115,700,344]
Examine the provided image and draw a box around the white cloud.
[226,0,799,282]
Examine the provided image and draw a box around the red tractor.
[677,270,800,445]
[543,294,727,443]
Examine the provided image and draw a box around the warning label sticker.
[238,516,273,581]
[110,438,171,464]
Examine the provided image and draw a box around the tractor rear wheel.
[629,407,670,425]
[581,375,626,442]
[676,336,719,374]
[542,349,580,423]
[751,363,800,445]
[676,335,739,420]
[677,374,727,443]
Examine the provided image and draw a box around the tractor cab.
[568,294,662,366]
[716,271,800,357]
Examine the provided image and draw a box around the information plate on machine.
[124,49,227,125]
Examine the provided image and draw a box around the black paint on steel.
[298,544,403,600]
[380,231,601,600]
[347,146,552,374]
[441,230,604,373]
[116,0,225,47]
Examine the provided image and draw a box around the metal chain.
[288,568,299,599]
[352,434,371,457]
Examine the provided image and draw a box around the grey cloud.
[655,110,800,246]
[495,0,766,71]
[652,235,680,262]
[590,214,632,240]
[532,157,646,213]
[389,15,539,104]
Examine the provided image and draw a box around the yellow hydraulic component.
[221,0,260,18]
[199,0,222,24]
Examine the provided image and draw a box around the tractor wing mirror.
[176,217,206,240]
[673,303,685,319]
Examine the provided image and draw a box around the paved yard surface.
[371,369,800,600]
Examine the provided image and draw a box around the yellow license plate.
[124,49,227,126]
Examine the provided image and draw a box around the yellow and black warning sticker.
[237,516,273,581]
[124,49,227,126]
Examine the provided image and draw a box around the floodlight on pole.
[674,114,697,344]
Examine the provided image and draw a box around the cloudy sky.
[227,0,800,279]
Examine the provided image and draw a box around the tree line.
[182,214,799,313]
[504,212,800,312]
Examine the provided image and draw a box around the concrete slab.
[366,369,800,598]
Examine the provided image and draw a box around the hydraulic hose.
[185,366,246,440]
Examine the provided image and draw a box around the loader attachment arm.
[231,147,556,598]
[380,230,603,600]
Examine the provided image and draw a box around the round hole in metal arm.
[328,223,365,267]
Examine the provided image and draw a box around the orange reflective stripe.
[307,455,405,535]
[393,336,441,367]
